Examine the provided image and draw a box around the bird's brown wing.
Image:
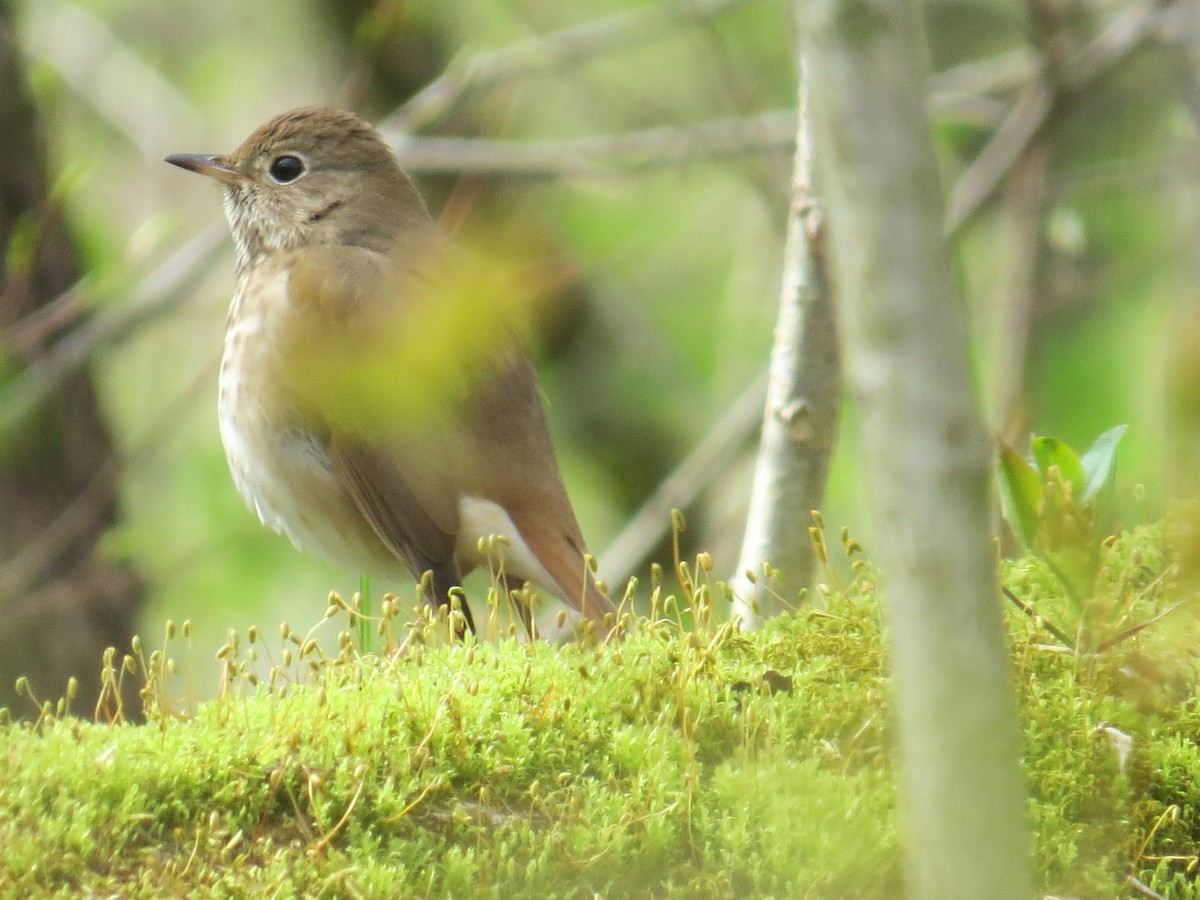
[287,241,616,630]
[285,244,463,592]
[467,356,618,627]
[327,438,463,597]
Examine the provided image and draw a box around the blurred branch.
[930,48,1038,121]
[0,355,215,601]
[976,0,1060,437]
[381,0,759,134]
[380,36,1095,181]
[1156,2,1200,135]
[1127,874,1170,900]
[0,454,123,600]
[389,110,796,177]
[0,222,226,440]
[945,82,1052,234]
[599,371,767,588]
[20,0,203,158]
[946,0,1171,232]
[1057,0,1167,89]
[982,138,1049,436]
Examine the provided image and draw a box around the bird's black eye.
[268,155,305,184]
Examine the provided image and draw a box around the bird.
[165,106,617,639]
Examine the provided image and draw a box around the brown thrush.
[165,106,615,637]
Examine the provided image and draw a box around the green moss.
[2,522,1199,896]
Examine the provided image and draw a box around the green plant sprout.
[996,425,1184,651]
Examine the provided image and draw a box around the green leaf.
[1032,437,1086,498]
[1080,424,1128,505]
[997,444,1042,548]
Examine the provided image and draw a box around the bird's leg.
[427,563,476,639]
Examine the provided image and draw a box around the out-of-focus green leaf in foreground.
[999,427,1135,648]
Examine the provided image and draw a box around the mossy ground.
[2,523,1199,897]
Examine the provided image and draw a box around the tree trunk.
[730,69,840,628]
[0,9,142,718]
[802,1,1033,896]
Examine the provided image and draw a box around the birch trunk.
[801,1,1033,895]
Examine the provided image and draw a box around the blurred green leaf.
[1032,437,1085,499]
[1080,424,1128,505]
[998,444,1042,548]
[4,212,38,277]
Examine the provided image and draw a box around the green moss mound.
[2,522,1198,897]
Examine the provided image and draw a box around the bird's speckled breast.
[218,260,409,579]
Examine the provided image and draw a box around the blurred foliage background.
[3,0,1199,695]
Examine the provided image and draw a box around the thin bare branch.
[1127,873,1170,900]
[0,356,216,601]
[946,0,1170,233]
[1001,585,1073,647]
[381,0,759,133]
[21,0,203,158]
[981,137,1048,435]
[599,371,767,587]
[930,48,1038,115]
[946,82,1053,233]
[1092,596,1193,653]
[387,110,796,178]
[0,222,226,440]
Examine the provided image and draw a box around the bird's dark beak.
[164,153,244,186]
